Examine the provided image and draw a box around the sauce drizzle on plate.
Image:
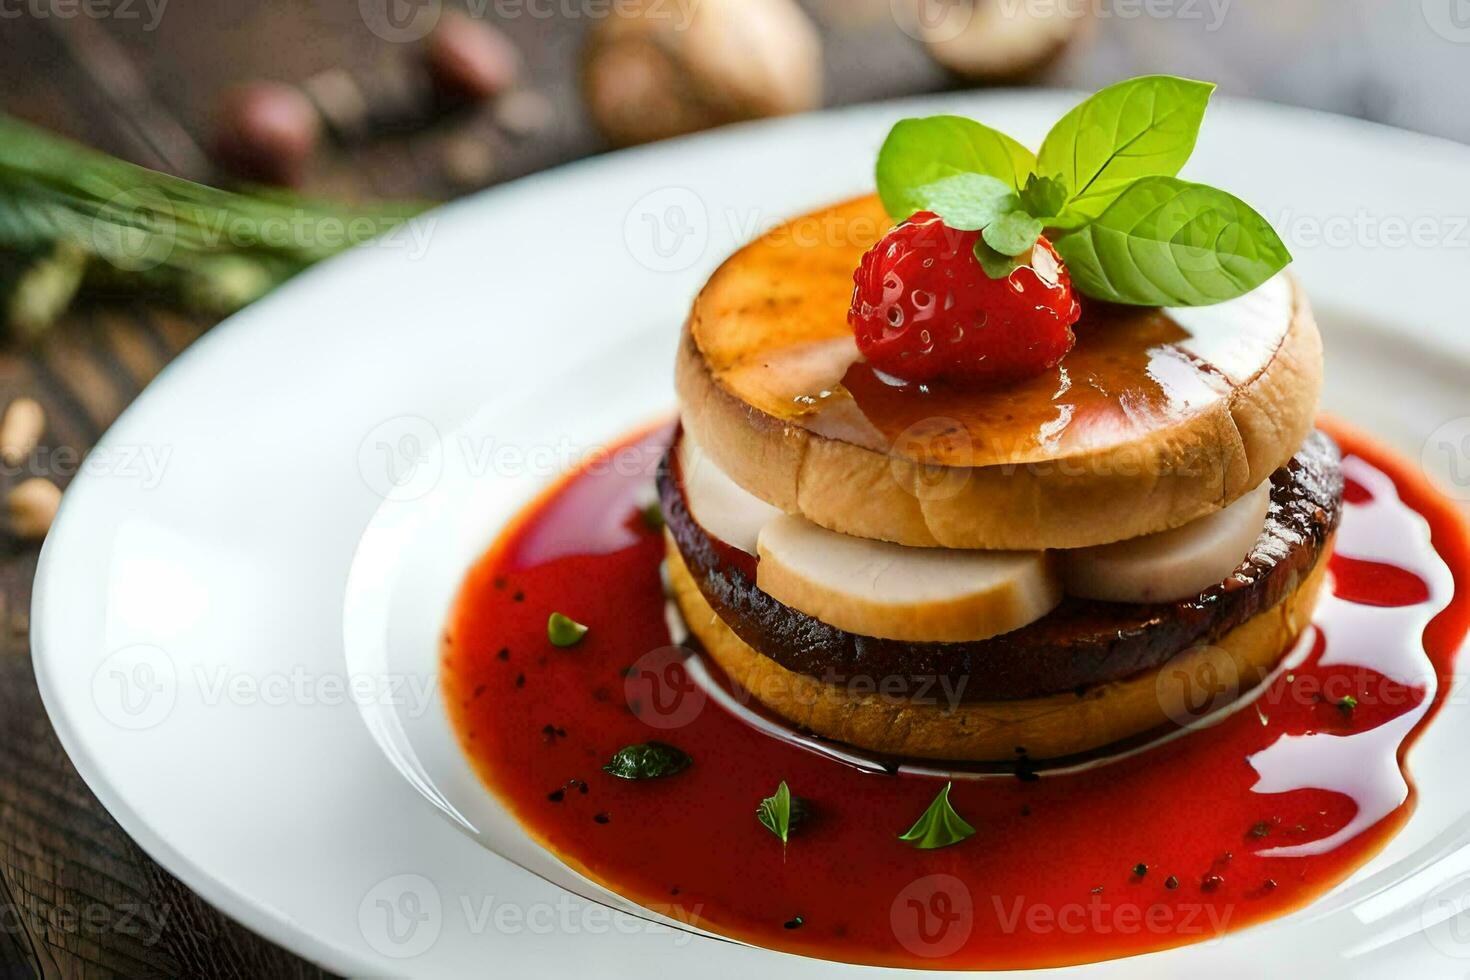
[442,418,1470,969]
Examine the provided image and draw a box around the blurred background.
[1,1,1467,976]
[9,0,1470,193]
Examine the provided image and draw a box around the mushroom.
[581,0,823,147]
[908,0,1085,82]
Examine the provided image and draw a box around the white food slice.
[1061,481,1273,604]
[755,515,1061,642]
[678,430,783,555]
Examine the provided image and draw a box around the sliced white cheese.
[678,431,784,555]
[1060,481,1273,604]
[755,515,1062,642]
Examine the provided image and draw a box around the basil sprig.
[602,742,691,780]
[874,75,1291,306]
[756,781,809,844]
[897,781,975,850]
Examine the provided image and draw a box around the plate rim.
[31,87,1470,976]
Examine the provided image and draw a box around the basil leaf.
[1052,176,1292,306]
[911,173,1018,231]
[898,781,975,850]
[877,116,1036,221]
[602,742,691,780]
[547,612,589,647]
[1019,174,1068,219]
[973,240,1023,279]
[982,210,1044,257]
[1037,76,1215,227]
[757,780,809,843]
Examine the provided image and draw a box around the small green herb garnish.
[602,741,691,780]
[640,501,665,532]
[757,781,809,844]
[898,781,975,850]
[875,75,1291,306]
[1133,862,1148,877]
[1337,695,1359,716]
[547,612,589,647]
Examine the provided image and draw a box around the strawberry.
[848,212,1082,386]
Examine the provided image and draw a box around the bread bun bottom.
[667,537,1331,762]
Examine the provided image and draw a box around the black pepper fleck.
[784,916,803,930]
[594,812,610,824]
[1165,875,1179,890]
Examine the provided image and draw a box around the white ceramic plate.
[32,90,1470,977]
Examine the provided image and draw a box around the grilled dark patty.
[660,429,1343,701]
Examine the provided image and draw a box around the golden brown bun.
[678,195,1323,551]
[667,537,1330,761]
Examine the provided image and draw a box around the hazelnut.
[913,0,1084,82]
[212,82,321,186]
[8,477,61,541]
[0,398,45,467]
[581,0,823,147]
[426,10,520,104]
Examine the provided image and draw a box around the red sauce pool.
[442,417,1470,970]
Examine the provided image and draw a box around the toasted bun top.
[678,195,1323,550]
[690,195,1310,469]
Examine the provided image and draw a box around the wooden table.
[2,2,1463,975]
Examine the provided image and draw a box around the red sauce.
[442,417,1470,970]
